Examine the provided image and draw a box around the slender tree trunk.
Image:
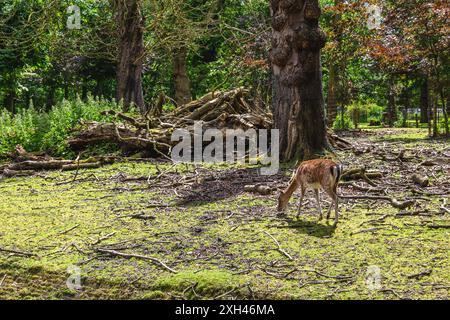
[420,78,428,123]
[46,86,55,110]
[81,82,88,102]
[173,48,192,106]
[402,86,409,127]
[433,90,438,137]
[93,79,102,99]
[326,0,341,127]
[115,0,146,113]
[445,92,450,136]
[4,90,15,114]
[427,77,433,136]
[327,64,337,126]
[270,0,328,161]
[386,79,397,127]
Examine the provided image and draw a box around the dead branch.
[263,231,293,260]
[0,247,37,257]
[340,195,415,209]
[96,248,177,273]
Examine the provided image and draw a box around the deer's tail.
[331,163,344,184]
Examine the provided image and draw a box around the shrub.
[440,114,449,133]
[0,96,122,158]
[393,112,406,128]
[368,117,381,126]
[333,113,354,130]
[0,103,48,156]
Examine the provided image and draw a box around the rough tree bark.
[270,0,329,161]
[115,0,146,114]
[173,48,192,106]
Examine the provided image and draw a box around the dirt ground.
[0,127,448,300]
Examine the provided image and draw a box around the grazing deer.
[277,159,343,226]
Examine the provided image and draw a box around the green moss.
[153,270,240,299]
[0,131,449,299]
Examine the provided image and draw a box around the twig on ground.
[96,248,177,273]
[262,231,293,261]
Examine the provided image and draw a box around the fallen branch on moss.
[0,247,37,257]
[340,195,415,209]
[96,248,178,273]
[0,145,116,177]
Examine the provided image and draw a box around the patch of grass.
[371,128,429,142]
[152,270,241,299]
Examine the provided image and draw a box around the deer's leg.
[333,195,339,226]
[327,185,339,226]
[326,201,333,220]
[314,189,323,221]
[325,188,334,220]
[296,186,306,219]
[325,188,336,220]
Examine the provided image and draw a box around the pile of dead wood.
[68,87,272,156]
[67,87,351,156]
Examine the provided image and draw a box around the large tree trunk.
[173,48,192,106]
[270,0,328,161]
[420,78,429,123]
[115,0,146,114]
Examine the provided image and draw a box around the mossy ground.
[0,128,448,300]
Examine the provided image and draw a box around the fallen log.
[0,147,116,176]
[340,195,415,209]
[341,167,381,186]
[7,160,73,171]
[62,162,101,171]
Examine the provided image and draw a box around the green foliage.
[393,113,405,128]
[333,112,354,130]
[367,117,382,126]
[0,97,121,158]
[440,115,449,133]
